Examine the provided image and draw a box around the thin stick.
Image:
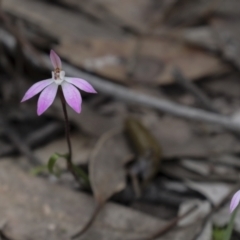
[133,205,198,240]
[173,67,240,141]
[0,122,62,157]
[0,119,41,166]
[71,203,103,239]
[173,67,218,113]
[62,61,240,133]
[1,29,240,133]
[0,9,47,69]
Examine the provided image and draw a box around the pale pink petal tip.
[37,83,58,115]
[230,190,240,213]
[65,77,97,93]
[61,82,82,113]
[21,79,53,102]
[50,50,62,69]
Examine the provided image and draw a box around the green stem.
[224,205,239,240]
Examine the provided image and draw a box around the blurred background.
[0,0,240,239]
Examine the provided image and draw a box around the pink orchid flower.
[21,50,97,115]
[230,190,240,213]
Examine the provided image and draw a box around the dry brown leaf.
[185,181,233,206]
[137,38,228,84]
[180,159,211,176]
[72,129,132,237]
[57,37,229,85]
[215,0,240,16]
[89,129,130,203]
[3,0,230,85]
[178,200,211,227]
[54,0,178,33]
[202,74,240,98]
[162,0,210,26]
[168,27,219,51]
[141,112,240,158]
[211,19,240,69]
[180,159,239,179]
[161,162,239,182]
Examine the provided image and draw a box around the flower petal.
[61,82,82,113]
[65,77,97,93]
[50,50,62,69]
[37,83,58,115]
[230,190,240,212]
[21,79,53,102]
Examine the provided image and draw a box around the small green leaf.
[30,165,48,176]
[72,165,90,186]
[48,153,59,174]
[212,226,226,240]
[47,152,69,177]
[56,152,69,159]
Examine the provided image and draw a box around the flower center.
[54,68,60,79]
[52,69,65,85]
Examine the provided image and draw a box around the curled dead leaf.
[72,128,132,238]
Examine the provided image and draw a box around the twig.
[71,203,103,239]
[62,61,240,133]
[172,67,218,113]
[132,205,198,240]
[172,67,240,142]
[147,0,180,30]
[1,28,240,133]
[26,122,63,147]
[0,221,12,240]
[0,9,47,69]
[0,122,62,157]
[0,42,15,78]
[0,119,41,166]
